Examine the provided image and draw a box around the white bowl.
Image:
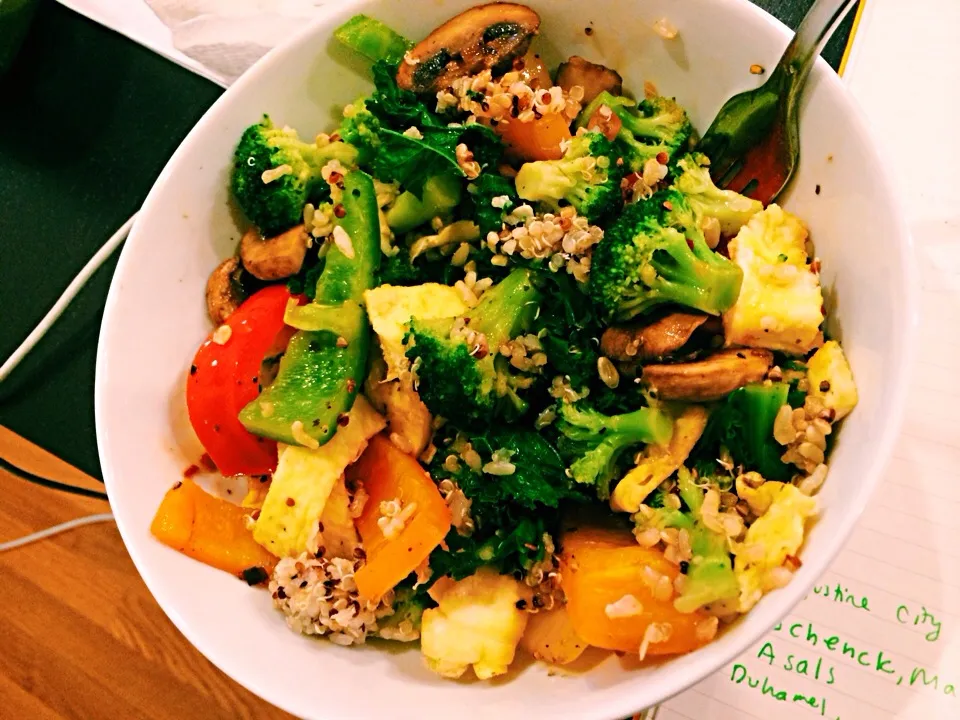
[95,0,918,717]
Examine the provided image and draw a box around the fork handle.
[779,0,860,90]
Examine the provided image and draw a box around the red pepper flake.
[286,497,296,507]
[328,171,343,185]
[336,336,348,348]
[616,157,624,166]
[663,200,673,210]
[200,453,216,471]
[252,509,261,520]
[784,554,802,571]
[183,465,200,479]
[540,91,552,105]
[346,378,356,393]
[810,258,821,274]
[329,132,341,142]
[686,238,695,250]
[173,480,183,490]
[337,413,350,427]
[512,56,526,71]
[750,64,765,75]
[333,204,346,218]
[656,151,668,165]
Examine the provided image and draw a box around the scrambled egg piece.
[421,568,529,680]
[364,284,468,380]
[723,205,824,355]
[611,405,709,512]
[806,340,858,420]
[252,396,385,557]
[733,482,818,612]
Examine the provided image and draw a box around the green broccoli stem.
[677,465,703,515]
[736,383,793,480]
[333,14,412,65]
[386,173,462,233]
[468,267,540,344]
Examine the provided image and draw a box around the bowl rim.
[95,0,920,717]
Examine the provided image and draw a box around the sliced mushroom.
[640,348,774,402]
[555,56,623,104]
[205,256,246,325]
[239,224,308,281]
[601,312,719,362]
[396,3,540,94]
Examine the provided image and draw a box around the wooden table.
[0,427,293,718]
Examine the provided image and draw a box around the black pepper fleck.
[815,184,821,195]
[190,365,198,375]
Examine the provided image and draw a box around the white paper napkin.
[57,0,336,87]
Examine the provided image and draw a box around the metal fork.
[696,0,860,205]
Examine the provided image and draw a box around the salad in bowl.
[147,2,859,683]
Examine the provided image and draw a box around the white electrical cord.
[0,213,137,383]
[0,513,115,552]
[1,216,135,551]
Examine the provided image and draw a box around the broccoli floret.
[695,382,794,481]
[555,401,674,498]
[589,190,743,320]
[231,116,358,236]
[631,467,738,613]
[405,267,540,426]
[673,153,763,235]
[514,132,624,222]
[673,467,739,612]
[578,92,694,173]
[463,173,519,235]
[376,585,428,639]
[339,97,390,170]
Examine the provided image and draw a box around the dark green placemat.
[0,0,860,478]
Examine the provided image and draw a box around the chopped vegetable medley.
[152,3,858,681]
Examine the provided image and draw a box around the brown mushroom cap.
[601,312,720,362]
[555,56,623,104]
[396,3,540,94]
[205,256,246,326]
[640,348,774,402]
[239,224,308,281]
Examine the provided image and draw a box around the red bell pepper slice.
[186,284,295,476]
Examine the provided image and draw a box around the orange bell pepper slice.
[348,434,451,601]
[560,526,712,657]
[497,111,572,162]
[151,477,277,576]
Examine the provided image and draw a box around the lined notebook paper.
[658,1,960,717]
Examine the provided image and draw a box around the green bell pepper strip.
[239,170,381,446]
